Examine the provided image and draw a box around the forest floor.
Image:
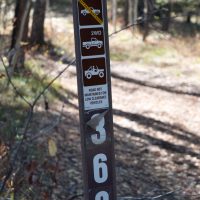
[27,32,200,199]
[1,14,200,200]
[33,15,200,200]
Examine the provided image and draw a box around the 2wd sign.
[72,0,116,200]
[80,28,105,56]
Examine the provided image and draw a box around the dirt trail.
[43,59,200,199]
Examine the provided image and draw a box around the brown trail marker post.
[72,0,116,199]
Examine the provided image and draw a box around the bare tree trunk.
[138,0,144,33]
[23,5,31,43]
[31,0,47,45]
[186,11,192,24]
[196,8,200,24]
[162,0,172,31]
[128,0,133,25]
[124,0,129,26]
[11,0,31,49]
[133,0,139,23]
[143,0,149,41]
[111,0,117,31]
[142,0,155,41]
[9,0,31,73]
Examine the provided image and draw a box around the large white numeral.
[93,154,108,183]
[91,114,106,145]
[91,115,109,199]
[95,191,109,200]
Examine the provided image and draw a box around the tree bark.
[124,0,129,26]
[140,0,155,41]
[162,0,172,31]
[11,0,31,49]
[9,0,31,72]
[133,0,139,24]
[111,0,117,31]
[128,0,133,25]
[31,0,47,45]
[142,0,149,41]
[186,11,192,24]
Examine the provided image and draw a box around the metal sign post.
[72,0,116,199]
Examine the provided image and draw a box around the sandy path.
[44,59,200,199]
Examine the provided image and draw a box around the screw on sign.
[72,0,116,200]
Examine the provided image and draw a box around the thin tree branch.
[67,193,84,200]
[0,55,32,107]
[0,107,33,193]
[109,11,189,37]
[32,59,75,107]
[118,190,176,200]
[28,103,65,142]
[0,59,74,194]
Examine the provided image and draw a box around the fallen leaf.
[0,73,5,79]
[48,138,57,157]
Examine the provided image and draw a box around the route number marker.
[72,0,116,200]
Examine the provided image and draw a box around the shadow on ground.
[112,72,200,97]
[1,71,200,199]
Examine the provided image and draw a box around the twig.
[32,59,75,107]
[0,56,32,107]
[28,103,65,142]
[117,190,176,200]
[109,11,189,37]
[67,193,84,200]
[0,107,33,193]
[66,190,176,200]
[0,56,74,194]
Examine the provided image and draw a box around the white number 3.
[91,114,106,145]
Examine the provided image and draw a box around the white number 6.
[95,191,109,200]
[93,154,108,183]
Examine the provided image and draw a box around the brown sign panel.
[80,28,105,56]
[78,0,103,26]
[82,57,106,86]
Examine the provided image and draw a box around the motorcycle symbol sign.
[85,66,104,79]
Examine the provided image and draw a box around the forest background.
[0,0,200,200]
